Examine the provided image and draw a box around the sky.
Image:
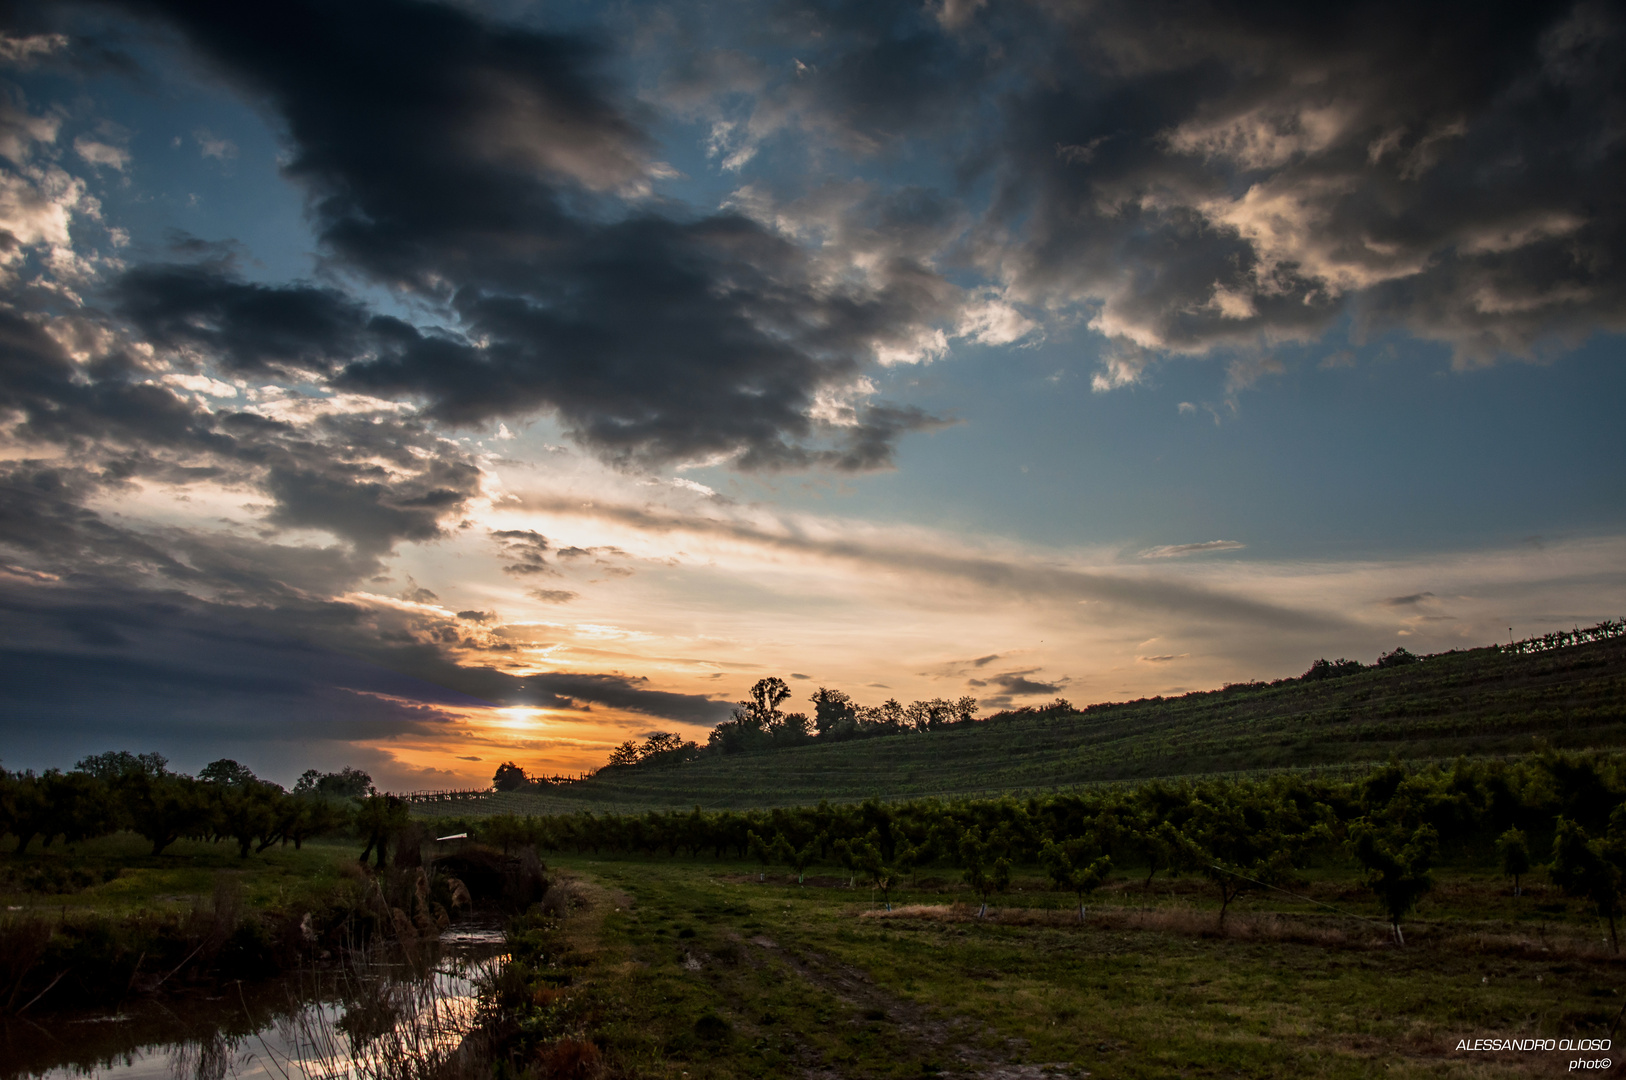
[0,0,1622,790]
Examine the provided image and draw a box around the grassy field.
[531,852,1625,1079]
[416,638,1626,816]
[0,832,359,918]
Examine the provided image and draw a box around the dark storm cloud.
[93,0,950,471]
[115,263,371,378]
[263,457,474,556]
[682,0,1625,375]
[984,0,1626,367]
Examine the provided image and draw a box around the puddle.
[2,924,505,1080]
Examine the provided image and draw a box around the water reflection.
[2,919,506,1080]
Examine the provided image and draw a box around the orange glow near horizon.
[364,698,720,790]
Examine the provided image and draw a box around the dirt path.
[745,934,1084,1080]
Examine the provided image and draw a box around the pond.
[2,919,508,1080]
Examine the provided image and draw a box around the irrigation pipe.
[150,940,208,993]
[1207,864,1392,927]
[15,969,69,1015]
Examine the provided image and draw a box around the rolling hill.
[414,636,1626,815]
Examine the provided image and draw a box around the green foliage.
[355,795,409,868]
[1549,811,1626,952]
[1347,819,1437,940]
[431,749,1626,951]
[1181,791,1328,925]
[75,751,170,783]
[811,687,859,738]
[1495,827,1531,895]
[768,833,819,882]
[957,827,1011,913]
[0,755,366,862]
[1039,837,1111,916]
[123,773,212,856]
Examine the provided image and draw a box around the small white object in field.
[435,833,468,841]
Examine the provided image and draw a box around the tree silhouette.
[493,761,531,791]
[810,687,859,738]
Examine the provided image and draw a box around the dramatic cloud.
[115,263,374,379]
[0,0,1621,784]
[665,0,1625,383]
[990,0,1626,375]
[83,0,955,472]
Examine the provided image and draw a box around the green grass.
[0,832,359,918]
[539,852,1626,1079]
[417,638,1626,816]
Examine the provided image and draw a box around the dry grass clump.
[860,902,1385,947]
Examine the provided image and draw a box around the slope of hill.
[423,638,1626,815]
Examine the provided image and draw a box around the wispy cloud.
[193,128,237,160]
[1138,541,1246,559]
[515,496,1329,632]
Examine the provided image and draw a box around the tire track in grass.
[745,932,1084,1080]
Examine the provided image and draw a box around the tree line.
[573,645,1455,779]
[0,751,395,859]
[606,679,988,768]
[457,750,1626,945]
[1501,618,1626,656]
